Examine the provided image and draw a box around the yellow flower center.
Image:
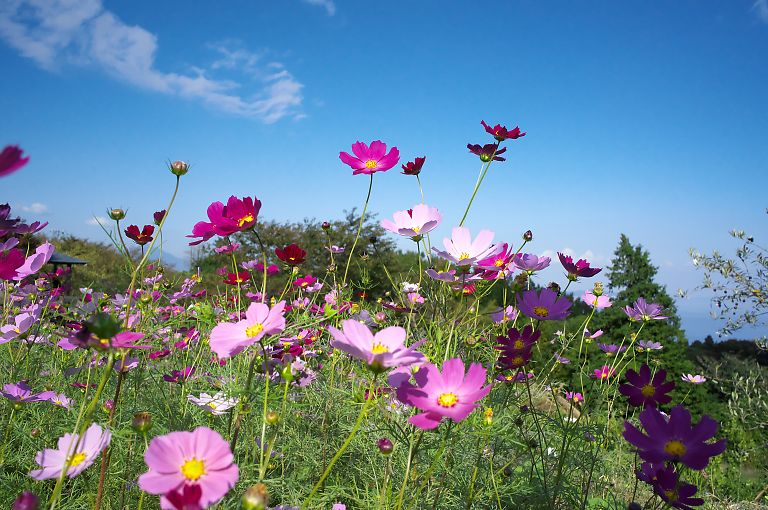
[641,384,656,397]
[512,355,525,367]
[513,339,525,349]
[412,225,421,234]
[371,343,389,354]
[238,213,254,227]
[533,306,549,317]
[458,252,471,261]
[494,259,504,267]
[664,489,678,502]
[664,440,686,457]
[437,392,458,407]
[98,338,110,346]
[181,458,206,481]
[207,402,217,409]
[245,323,264,338]
[601,371,609,379]
[365,159,378,169]
[69,452,87,467]
[505,375,514,381]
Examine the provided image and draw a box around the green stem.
[342,174,374,286]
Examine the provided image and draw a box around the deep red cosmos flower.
[467,143,506,162]
[480,121,526,142]
[275,243,307,265]
[153,210,166,226]
[187,196,261,246]
[223,271,250,285]
[0,145,29,177]
[401,156,426,175]
[124,225,155,246]
[557,252,602,280]
[619,364,675,408]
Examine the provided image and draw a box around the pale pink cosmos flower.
[432,227,500,266]
[138,427,238,509]
[581,291,612,309]
[491,306,519,323]
[209,301,286,358]
[381,204,441,240]
[681,374,707,384]
[13,242,55,281]
[29,422,111,480]
[327,320,425,372]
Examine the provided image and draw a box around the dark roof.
[48,252,87,265]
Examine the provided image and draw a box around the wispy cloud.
[302,0,336,16]
[753,0,768,23]
[86,216,107,226]
[0,0,304,123]
[20,202,48,214]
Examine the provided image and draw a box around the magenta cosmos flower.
[0,145,29,177]
[138,427,239,509]
[328,320,425,372]
[381,204,441,240]
[339,140,400,175]
[623,405,726,470]
[480,120,526,142]
[624,297,669,322]
[592,365,616,380]
[557,252,602,280]
[432,227,500,266]
[467,143,506,162]
[209,300,286,358]
[517,288,572,321]
[29,423,111,480]
[187,196,261,245]
[619,364,675,408]
[394,358,492,430]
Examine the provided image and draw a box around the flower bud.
[132,411,153,433]
[627,504,642,510]
[321,221,331,231]
[279,364,294,383]
[13,492,39,510]
[377,438,394,455]
[483,407,493,426]
[592,282,604,297]
[139,293,153,305]
[547,282,561,294]
[102,399,115,414]
[170,160,189,176]
[265,410,280,426]
[30,428,41,438]
[523,230,533,242]
[241,483,269,510]
[108,208,126,221]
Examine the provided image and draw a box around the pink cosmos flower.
[381,204,441,240]
[512,253,551,273]
[187,196,261,245]
[565,391,583,403]
[209,301,286,358]
[0,145,29,177]
[490,306,518,323]
[476,243,516,279]
[138,427,239,509]
[581,291,612,309]
[339,140,400,175]
[1,382,50,404]
[592,365,617,380]
[432,227,500,266]
[557,252,602,280]
[328,320,425,372]
[29,423,111,479]
[12,242,54,281]
[394,358,492,430]
[1,313,35,344]
[681,374,707,384]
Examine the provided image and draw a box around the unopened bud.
[322,221,331,231]
[132,411,153,433]
[279,365,294,383]
[170,160,189,176]
[241,483,269,510]
[102,399,115,414]
[592,282,604,297]
[377,438,394,455]
[547,282,561,294]
[108,208,126,221]
[523,230,533,242]
[30,428,41,438]
[483,407,493,426]
[13,492,39,510]
[265,411,279,426]
[627,504,642,510]
[139,293,153,305]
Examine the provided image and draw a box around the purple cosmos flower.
[650,464,704,510]
[381,204,441,240]
[495,371,534,383]
[339,140,400,175]
[480,120,526,142]
[517,288,572,321]
[584,329,603,342]
[46,392,74,410]
[496,325,541,355]
[328,320,425,372]
[637,340,663,352]
[597,343,628,356]
[327,245,345,254]
[0,145,29,177]
[467,143,506,162]
[29,423,111,479]
[394,358,492,430]
[619,364,675,408]
[490,306,519,323]
[432,227,500,266]
[214,243,240,254]
[512,253,551,273]
[582,291,612,309]
[138,427,239,509]
[554,353,571,365]
[209,301,286,358]
[592,365,616,380]
[163,367,195,384]
[1,382,50,404]
[1,313,35,344]
[681,374,707,384]
[557,252,602,280]
[12,491,39,510]
[13,242,55,281]
[624,298,669,322]
[623,405,726,470]
[153,209,167,226]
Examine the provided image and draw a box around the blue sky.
[2,0,767,340]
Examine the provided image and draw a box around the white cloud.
[20,202,48,214]
[302,0,336,16]
[86,216,107,226]
[542,248,608,268]
[754,0,768,23]
[0,1,304,123]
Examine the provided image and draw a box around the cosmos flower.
[582,291,612,309]
[1,313,35,344]
[223,271,250,286]
[624,298,669,322]
[512,253,551,273]
[275,244,307,265]
[187,196,261,245]
[681,374,707,384]
[381,204,441,240]
[476,243,515,278]
[29,423,111,480]
[1,382,51,404]
[163,367,195,384]
[401,156,425,175]
[153,210,166,226]
[46,392,74,410]
[124,225,155,246]
[339,140,400,175]
[164,484,202,510]
[592,365,616,380]
[490,305,519,323]
[496,325,541,355]
[394,358,492,430]
[0,244,25,280]
[467,143,506,162]
[209,301,286,358]
[327,245,345,254]
[597,343,627,356]
[565,391,583,403]
[619,364,675,408]
[293,274,318,289]
[432,227,500,266]
[480,120,526,141]
[517,288,572,321]
[637,340,664,352]
[187,392,238,416]
[650,464,704,510]
[623,405,726,470]
[214,243,240,254]
[557,253,602,280]
[0,145,29,177]
[327,320,425,372]
[138,427,239,509]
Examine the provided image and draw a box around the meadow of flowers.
[0,123,729,509]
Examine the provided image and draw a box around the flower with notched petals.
[401,156,425,175]
[339,140,400,175]
[480,120,526,142]
[124,225,155,246]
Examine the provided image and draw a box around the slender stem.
[458,145,500,227]
[394,430,424,510]
[342,174,374,286]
